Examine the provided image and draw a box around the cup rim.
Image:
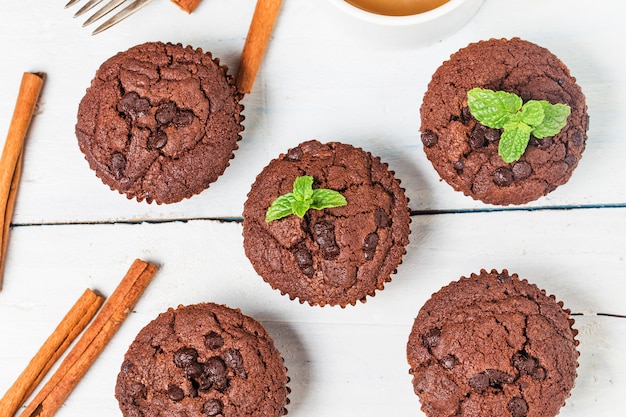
[328,0,470,26]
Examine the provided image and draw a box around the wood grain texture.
[0,1,624,416]
[0,0,622,222]
[0,210,624,416]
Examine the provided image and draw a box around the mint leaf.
[499,122,533,163]
[265,193,296,222]
[467,88,571,163]
[293,175,314,202]
[265,176,348,222]
[467,88,522,128]
[520,100,544,127]
[531,101,571,139]
[291,199,310,218]
[310,188,347,210]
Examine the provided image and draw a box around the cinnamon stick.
[0,289,103,417]
[169,0,202,13]
[19,259,159,417]
[235,0,283,94]
[0,72,45,291]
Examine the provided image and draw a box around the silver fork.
[65,0,154,35]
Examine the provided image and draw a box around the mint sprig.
[265,176,347,222]
[467,88,571,163]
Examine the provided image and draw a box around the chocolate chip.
[422,328,441,348]
[110,152,126,179]
[167,384,185,402]
[197,375,213,392]
[204,357,227,378]
[512,161,532,180]
[533,366,546,380]
[452,160,465,173]
[130,382,147,399]
[493,167,514,187]
[119,92,149,119]
[147,130,168,150]
[210,375,229,392]
[421,130,439,148]
[440,355,458,370]
[204,331,225,350]
[285,146,303,161]
[293,245,314,278]
[184,362,204,379]
[174,347,198,368]
[470,369,514,391]
[363,233,379,260]
[121,359,133,374]
[508,397,528,417]
[529,136,553,150]
[564,155,578,166]
[200,357,230,392]
[461,106,472,124]
[202,399,223,416]
[468,373,489,391]
[313,221,340,260]
[512,352,537,375]
[224,348,247,379]
[173,110,194,128]
[155,102,177,124]
[571,130,584,147]
[484,128,501,143]
[469,124,488,149]
[374,207,390,228]
[484,369,515,386]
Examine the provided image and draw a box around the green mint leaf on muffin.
[266,176,347,222]
[467,89,523,128]
[532,101,571,138]
[467,88,571,163]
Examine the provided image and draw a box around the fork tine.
[82,0,125,26]
[65,0,82,8]
[91,0,153,35]
[74,0,104,17]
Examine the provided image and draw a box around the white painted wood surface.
[0,1,624,416]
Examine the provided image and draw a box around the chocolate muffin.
[407,269,579,417]
[420,38,588,205]
[115,303,289,417]
[76,41,244,204]
[243,140,411,307]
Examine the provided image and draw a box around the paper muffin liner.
[407,268,579,417]
[242,140,412,308]
[76,42,244,204]
[419,37,588,206]
[115,302,289,417]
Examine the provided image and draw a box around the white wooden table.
[0,1,624,415]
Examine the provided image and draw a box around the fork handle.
[170,0,201,13]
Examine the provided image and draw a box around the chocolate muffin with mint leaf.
[420,37,588,205]
[407,269,579,417]
[76,41,244,204]
[242,140,411,307]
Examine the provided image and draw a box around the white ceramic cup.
[326,0,484,48]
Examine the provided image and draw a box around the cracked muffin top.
[420,37,588,205]
[242,140,411,307]
[76,41,244,204]
[115,303,289,417]
[407,269,579,417]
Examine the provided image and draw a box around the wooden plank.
[0,0,624,224]
[0,209,624,415]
